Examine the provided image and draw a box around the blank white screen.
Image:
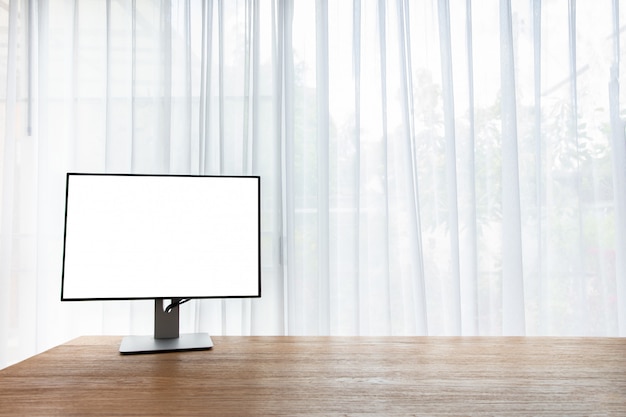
[61,174,260,300]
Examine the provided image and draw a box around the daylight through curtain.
[1,0,626,369]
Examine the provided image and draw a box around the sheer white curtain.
[2,0,625,369]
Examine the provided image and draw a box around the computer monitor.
[61,173,261,354]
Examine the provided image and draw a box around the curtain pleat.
[567,0,584,330]
[105,0,112,170]
[376,0,392,335]
[499,0,525,335]
[462,0,478,336]
[199,0,212,174]
[437,0,461,335]
[315,0,330,335]
[531,0,545,334]
[281,0,297,334]
[352,0,363,335]
[217,0,224,174]
[161,0,172,173]
[396,0,428,335]
[131,0,137,171]
[268,0,286,336]
[242,0,252,174]
[609,0,626,335]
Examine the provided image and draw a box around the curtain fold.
[461,0,478,336]
[396,0,428,335]
[437,0,461,334]
[610,0,626,336]
[499,0,525,335]
[2,0,626,369]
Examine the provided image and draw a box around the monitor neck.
[154,298,180,339]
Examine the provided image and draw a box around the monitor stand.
[119,298,213,354]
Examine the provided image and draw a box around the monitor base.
[119,333,213,354]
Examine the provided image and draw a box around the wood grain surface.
[0,336,624,416]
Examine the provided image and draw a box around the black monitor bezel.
[60,172,262,301]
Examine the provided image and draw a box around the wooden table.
[0,336,625,416]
